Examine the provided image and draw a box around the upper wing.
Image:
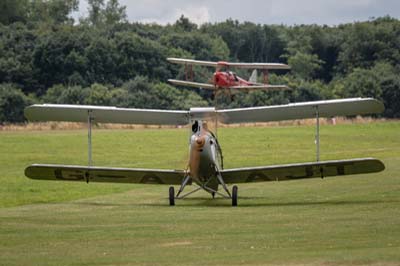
[221,158,385,183]
[25,104,189,125]
[26,98,383,125]
[217,98,384,124]
[167,57,290,70]
[222,62,290,70]
[168,79,215,90]
[25,164,186,185]
[167,58,217,67]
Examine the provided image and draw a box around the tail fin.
[249,69,258,83]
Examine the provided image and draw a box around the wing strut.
[215,166,231,198]
[315,106,320,162]
[87,110,93,178]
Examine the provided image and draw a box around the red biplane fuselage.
[213,71,251,88]
[213,62,252,88]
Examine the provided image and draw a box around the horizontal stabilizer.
[25,104,189,125]
[221,158,385,183]
[218,98,384,124]
[25,164,185,185]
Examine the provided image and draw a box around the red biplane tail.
[248,69,258,84]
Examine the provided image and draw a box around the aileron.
[218,98,384,124]
[221,158,385,183]
[25,104,189,125]
[25,164,185,185]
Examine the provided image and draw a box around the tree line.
[1,0,399,123]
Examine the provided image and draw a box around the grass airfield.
[1,121,399,265]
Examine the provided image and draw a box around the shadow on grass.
[140,198,400,208]
[71,201,124,207]
[70,195,400,208]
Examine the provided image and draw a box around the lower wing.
[220,158,384,183]
[168,79,215,90]
[230,84,290,91]
[168,79,289,91]
[25,164,185,185]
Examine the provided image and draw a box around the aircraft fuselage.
[213,71,251,88]
[188,121,223,192]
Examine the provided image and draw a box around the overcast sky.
[74,0,400,25]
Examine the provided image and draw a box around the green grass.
[0,121,399,265]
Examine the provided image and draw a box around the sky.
[74,0,400,25]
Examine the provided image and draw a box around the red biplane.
[167,58,291,94]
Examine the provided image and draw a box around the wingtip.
[375,99,385,114]
[24,105,35,121]
[24,165,35,179]
[375,159,386,172]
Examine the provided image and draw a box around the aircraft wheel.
[169,186,175,206]
[232,185,238,206]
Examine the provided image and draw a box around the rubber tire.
[169,186,175,206]
[232,185,238,206]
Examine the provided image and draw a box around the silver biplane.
[24,98,385,206]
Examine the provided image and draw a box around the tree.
[28,0,79,25]
[337,18,400,73]
[87,0,127,26]
[104,0,127,24]
[57,85,89,104]
[336,67,381,99]
[84,35,118,84]
[371,62,400,118]
[33,26,92,89]
[174,15,197,32]
[201,19,245,59]
[287,52,324,81]
[87,0,105,26]
[85,83,112,105]
[0,0,28,25]
[0,23,37,92]
[0,83,33,123]
[115,32,170,81]
[160,32,229,61]
[282,26,324,80]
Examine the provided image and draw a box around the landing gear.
[169,186,175,206]
[232,185,238,206]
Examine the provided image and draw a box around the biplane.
[24,98,385,206]
[167,58,291,94]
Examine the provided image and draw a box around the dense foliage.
[1,0,399,123]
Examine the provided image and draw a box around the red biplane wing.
[167,58,290,70]
[221,62,290,70]
[168,79,290,91]
[229,84,290,91]
[168,79,215,90]
[167,58,218,68]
